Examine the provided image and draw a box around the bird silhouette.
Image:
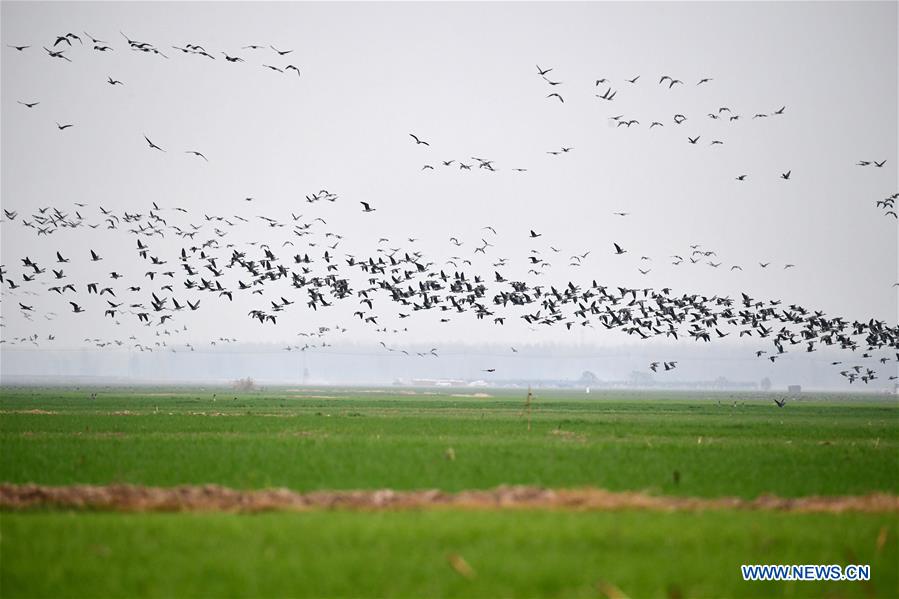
[144,136,165,152]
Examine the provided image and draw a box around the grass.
[1,388,896,497]
[1,387,897,597]
[2,510,897,598]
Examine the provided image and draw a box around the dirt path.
[2,484,897,513]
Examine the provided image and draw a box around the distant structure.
[787,385,802,395]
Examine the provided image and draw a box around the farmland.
[1,387,897,597]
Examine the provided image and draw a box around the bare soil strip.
[2,484,897,513]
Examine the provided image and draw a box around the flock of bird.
[405,64,881,190]
[9,31,301,75]
[2,33,898,391]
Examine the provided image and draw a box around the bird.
[409,134,429,146]
[688,136,700,144]
[107,76,123,85]
[17,101,40,108]
[529,230,541,238]
[84,32,106,44]
[613,243,626,255]
[7,45,30,51]
[270,46,292,55]
[90,250,102,261]
[536,65,552,76]
[185,150,208,161]
[626,75,640,83]
[43,47,71,61]
[773,397,786,408]
[360,202,375,213]
[144,135,165,152]
[697,77,713,85]
[56,122,74,130]
[780,170,791,180]
[547,93,564,103]
[736,175,748,181]
[285,65,301,77]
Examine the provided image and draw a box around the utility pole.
[525,385,533,432]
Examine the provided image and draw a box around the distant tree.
[760,377,772,392]
[232,377,256,391]
[578,370,599,385]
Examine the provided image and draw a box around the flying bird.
[144,135,165,152]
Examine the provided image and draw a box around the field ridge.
[4,483,898,513]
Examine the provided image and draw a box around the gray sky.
[1,1,897,383]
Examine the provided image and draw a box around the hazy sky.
[1,2,897,371]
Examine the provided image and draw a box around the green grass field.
[1,387,897,597]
